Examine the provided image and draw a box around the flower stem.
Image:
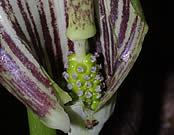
[74,40,87,62]
[27,108,57,135]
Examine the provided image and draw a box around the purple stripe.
[1,77,53,117]
[64,0,75,52]
[109,17,138,88]
[118,0,130,48]
[37,0,58,78]
[99,0,111,76]
[96,37,103,54]
[68,40,74,52]
[0,45,6,72]
[49,1,64,80]
[1,30,51,89]
[95,20,103,54]
[1,0,28,42]
[109,0,119,75]
[109,20,145,91]
[110,52,137,93]
[64,0,69,28]
[0,77,27,102]
[120,16,138,60]
[109,22,117,75]
[16,0,43,62]
[0,50,55,116]
[24,1,47,68]
[109,62,125,88]
[49,1,62,58]
[110,0,119,27]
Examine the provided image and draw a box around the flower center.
[63,53,104,110]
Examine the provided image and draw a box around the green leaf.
[131,0,145,20]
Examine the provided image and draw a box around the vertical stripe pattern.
[0,0,72,81]
[95,0,148,109]
[0,0,148,112]
[0,8,57,116]
[0,5,70,132]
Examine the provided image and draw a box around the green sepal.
[131,0,145,20]
[40,66,72,104]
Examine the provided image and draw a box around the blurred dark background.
[0,0,173,135]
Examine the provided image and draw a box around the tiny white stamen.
[63,71,69,79]
[87,102,91,105]
[100,15,105,20]
[90,55,96,62]
[94,52,100,57]
[77,91,83,97]
[84,75,90,80]
[0,55,4,63]
[76,81,81,87]
[87,82,92,88]
[72,73,77,79]
[68,51,73,56]
[67,83,72,90]
[95,85,101,92]
[121,51,130,62]
[77,66,84,72]
[95,75,100,80]
[96,93,102,99]
[98,64,102,69]
[64,61,69,69]
[86,92,92,98]
[91,66,96,73]
[100,76,104,82]
[102,82,106,88]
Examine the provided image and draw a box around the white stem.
[74,40,88,62]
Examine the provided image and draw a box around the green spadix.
[65,0,103,110]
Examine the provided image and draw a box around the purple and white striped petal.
[0,0,148,133]
[0,0,73,82]
[0,8,70,132]
[95,0,148,109]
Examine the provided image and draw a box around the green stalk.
[27,109,57,135]
[74,40,87,62]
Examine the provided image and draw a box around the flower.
[0,0,148,135]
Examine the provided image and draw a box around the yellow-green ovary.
[63,53,103,110]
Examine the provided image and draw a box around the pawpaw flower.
[0,0,148,135]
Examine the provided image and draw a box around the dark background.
[1,0,173,135]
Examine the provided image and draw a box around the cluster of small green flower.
[63,53,104,110]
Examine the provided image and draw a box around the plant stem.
[27,108,57,135]
[74,40,87,62]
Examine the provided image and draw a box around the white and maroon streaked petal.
[95,0,148,109]
[0,8,70,132]
[0,0,148,109]
[0,0,73,82]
